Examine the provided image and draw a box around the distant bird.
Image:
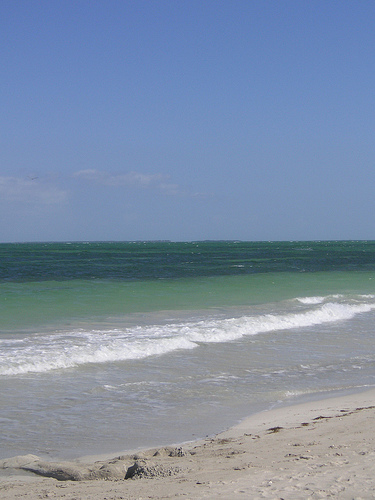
[28,175,39,181]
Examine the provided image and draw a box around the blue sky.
[1,0,374,242]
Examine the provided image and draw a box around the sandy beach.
[1,389,375,499]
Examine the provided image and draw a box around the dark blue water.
[2,240,375,282]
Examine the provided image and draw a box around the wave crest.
[1,295,374,376]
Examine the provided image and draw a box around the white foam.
[296,296,326,304]
[297,294,375,305]
[0,336,195,375]
[1,295,375,376]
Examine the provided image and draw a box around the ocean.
[1,241,375,460]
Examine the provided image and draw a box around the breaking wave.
[1,295,375,375]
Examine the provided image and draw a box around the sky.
[1,0,375,242]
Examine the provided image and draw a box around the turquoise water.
[2,270,375,331]
[1,241,375,459]
[2,240,375,330]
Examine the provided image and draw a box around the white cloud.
[158,182,180,195]
[72,169,105,183]
[107,171,165,187]
[73,169,180,193]
[0,176,68,205]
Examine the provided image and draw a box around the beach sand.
[1,389,375,499]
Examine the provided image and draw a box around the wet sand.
[1,389,375,499]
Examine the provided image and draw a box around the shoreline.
[76,384,375,465]
[1,388,375,498]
